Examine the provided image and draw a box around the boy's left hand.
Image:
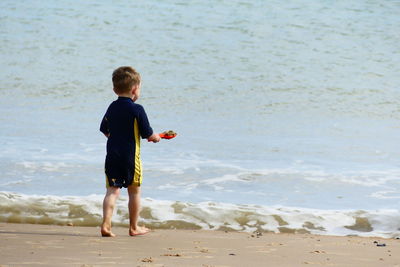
[147,133,161,143]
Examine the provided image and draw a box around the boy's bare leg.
[101,186,120,237]
[127,185,150,236]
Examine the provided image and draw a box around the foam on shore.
[1,191,399,238]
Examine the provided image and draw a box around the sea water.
[1,0,400,237]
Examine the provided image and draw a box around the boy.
[100,66,160,237]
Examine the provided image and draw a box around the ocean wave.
[1,191,399,238]
[148,164,400,195]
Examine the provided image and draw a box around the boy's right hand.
[147,133,161,143]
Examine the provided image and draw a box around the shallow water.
[0,0,399,237]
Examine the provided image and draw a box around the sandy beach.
[0,223,399,267]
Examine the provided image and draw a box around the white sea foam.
[203,174,248,185]
[1,191,399,238]
[370,191,400,200]
[18,161,69,172]
[153,163,400,191]
[0,179,32,187]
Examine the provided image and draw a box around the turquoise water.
[1,0,400,236]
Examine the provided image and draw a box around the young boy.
[100,66,160,237]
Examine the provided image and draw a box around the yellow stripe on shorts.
[133,118,142,186]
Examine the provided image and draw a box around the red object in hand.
[158,132,178,139]
[149,130,177,142]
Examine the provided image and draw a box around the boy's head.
[112,66,141,95]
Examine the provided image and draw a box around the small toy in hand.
[159,130,177,139]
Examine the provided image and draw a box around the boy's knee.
[128,185,141,195]
[107,187,121,197]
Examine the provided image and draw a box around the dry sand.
[0,222,399,267]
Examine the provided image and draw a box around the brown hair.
[112,66,141,94]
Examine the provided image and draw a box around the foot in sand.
[129,226,150,236]
[101,226,116,237]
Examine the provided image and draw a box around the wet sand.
[0,222,399,267]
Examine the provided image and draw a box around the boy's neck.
[118,93,133,99]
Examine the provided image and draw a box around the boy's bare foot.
[101,230,116,237]
[129,226,150,236]
[101,225,116,237]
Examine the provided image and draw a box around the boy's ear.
[131,84,138,93]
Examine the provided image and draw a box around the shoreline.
[2,191,399,238]
[0,223,399,266]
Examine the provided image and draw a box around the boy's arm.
[100,115,110,138]
[147,133,161,143]
[137,105,159,142]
